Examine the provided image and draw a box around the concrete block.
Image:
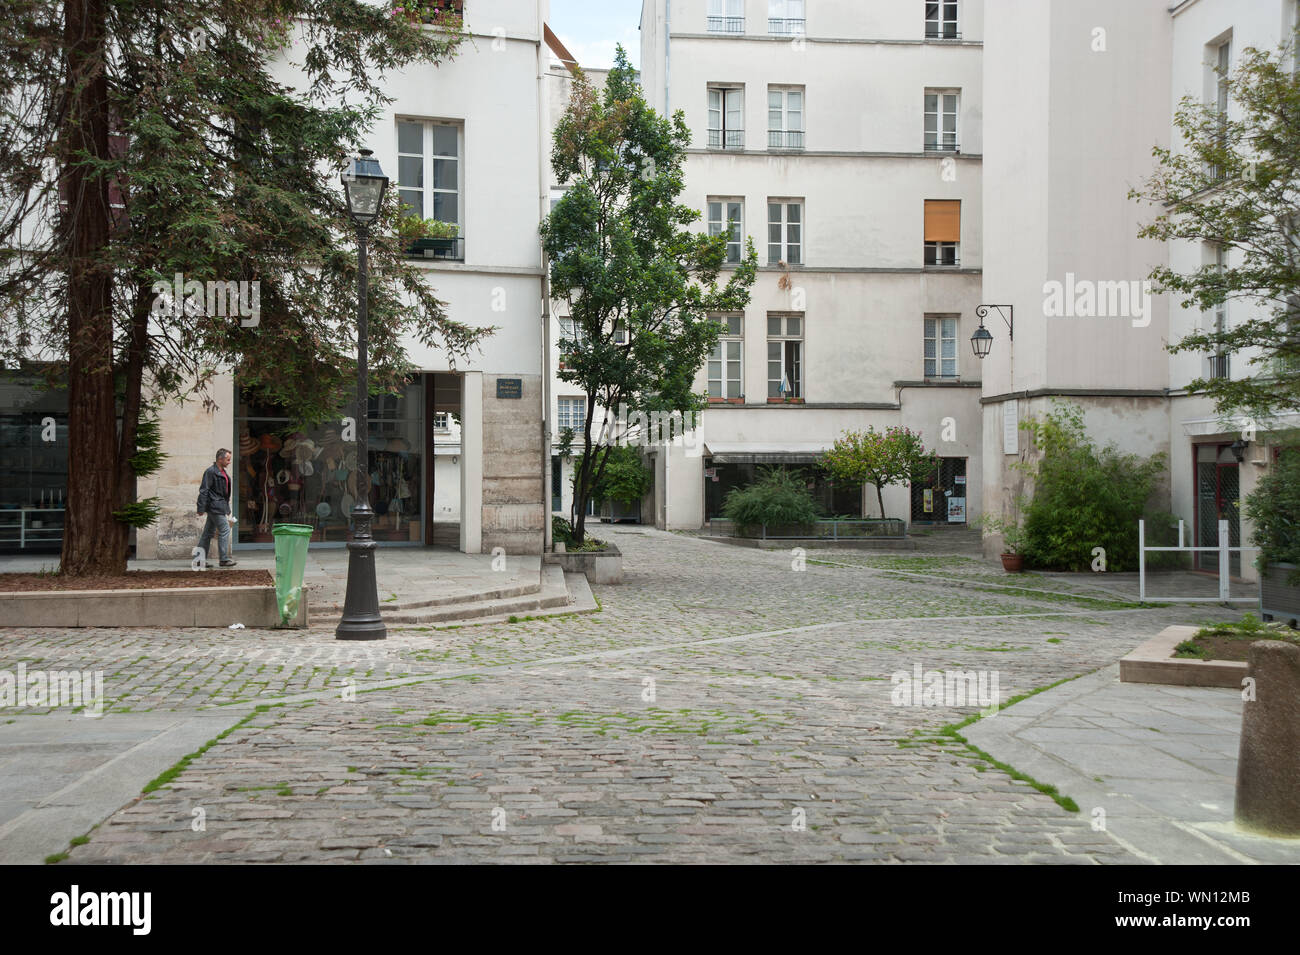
[1235,641,1300,836]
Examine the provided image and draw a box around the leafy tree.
[541,46,757,545]
[1131,41,1300,422]
[1017,403,1171,571]
[722,467,821,533]
[820,426,937,520]
[572,444,651,515]
[0,1,483,575]
[1244,444,1300,582]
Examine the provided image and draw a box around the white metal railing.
[1138,518,1257,603]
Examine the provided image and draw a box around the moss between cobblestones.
[141,704,278,795]
[927,674,1087,814]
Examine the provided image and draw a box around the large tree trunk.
[60,0,123,576]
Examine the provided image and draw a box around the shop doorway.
[910,457,968,523]
[426,372,462,548]
[1195,443,1241,575]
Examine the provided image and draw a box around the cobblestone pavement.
[3,527,1244,864]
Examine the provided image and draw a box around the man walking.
[197,448,237,567]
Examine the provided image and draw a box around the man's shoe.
[220,560,238,567]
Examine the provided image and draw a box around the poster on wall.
[947,497,966,522]
[923,488,933,513]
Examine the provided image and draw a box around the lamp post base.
[335,536,387,641]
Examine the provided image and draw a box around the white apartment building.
[135,0,553,558]
[637,0,986,528]
[980,0,1299,580]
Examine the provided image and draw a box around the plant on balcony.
[399,215,459,255]
[390,1,463,27]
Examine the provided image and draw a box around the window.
[708,0,744,34]
[708,199,745,264]
[923,199,960,266]
[397,119,461,226]
[924,90,959,151]
[924,316,958,378]
[1207,244,1230,379]
[767,200,802,265]
[767,87,804,149]
[613,320,629,345]
[708,87,745,148]
[433,412,451,431]
[557,397,586,432]
[558,316,586,347]
[1209,39,1231,180]
[925,1,958,39]
[769,0,805,35]
[767,314,803,399]
[708,315,744,399]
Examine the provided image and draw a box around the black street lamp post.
[337,150,388,641]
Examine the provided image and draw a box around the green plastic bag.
[271,523,313,626]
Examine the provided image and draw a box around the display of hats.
[315,501,331,518]
[300,460,314,476]
[239,432,258,457]
[385,436,411,452]
[340,493,355,515]
[259,433,282,452]
[319,427,339,444]
[278,502,292,515]
[281,432,308,453]
[276,469,290,484]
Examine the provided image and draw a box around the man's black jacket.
[197,464,232,515]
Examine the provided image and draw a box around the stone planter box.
[0,585,306,629]
[1120,625,1247,688]
[1260,562,1300,626]
[543,541,623,584]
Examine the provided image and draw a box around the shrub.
[1018,403,1168,572]
[552,515,573,545]
[1244,445,1300,583]
[572,445,651,507]
[722,467,822,531]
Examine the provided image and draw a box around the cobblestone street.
[3,528,1246,864]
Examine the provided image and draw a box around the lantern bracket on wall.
[971,304,1013,359]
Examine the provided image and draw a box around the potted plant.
[399,215,459,257]
[1244,445,1300,625]
[977,510,1026,572]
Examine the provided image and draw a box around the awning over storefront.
[703,441,830,464]
[1180,412,1300,438]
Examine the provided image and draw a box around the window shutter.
[923,200,960,243]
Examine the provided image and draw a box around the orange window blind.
[924,200,961,243]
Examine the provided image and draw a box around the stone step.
[312,570,542,616]
[311,564,585,627]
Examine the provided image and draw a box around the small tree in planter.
[571,444,651,533]
[722,467,821,537]
[1245,445,1300,622]
[820,427,937,521]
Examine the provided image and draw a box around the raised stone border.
[544,541,623,584]
[0,585,306,629]
[700,536,918,551]
[1120,625,1247,688]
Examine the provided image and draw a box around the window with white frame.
[557,396,586,432]
[558,316,586,347]
[708,314,744,399]
[397,119,461,227]
[1207,244,1230,379]
[708,0,744,34]
[767,200,802,265]
[708,199,744,263]
[708,86,745,148]
[925,0,958,39]
[433,412,451,431]
[924,316,958,378]
[612,320,629,344]
[1209,38,1231,180]
[767,314,803,399]
[769,0,805,35]
[924,90,959,151]
[768,86,804,149]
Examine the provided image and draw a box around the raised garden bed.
[0,569,305,628]
[1120,618,1299,687]
[543,540,623,584]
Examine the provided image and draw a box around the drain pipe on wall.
[664,0,671,114]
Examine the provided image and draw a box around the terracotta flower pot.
[1000,553,1024,573]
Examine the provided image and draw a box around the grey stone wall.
[481,373,545,555]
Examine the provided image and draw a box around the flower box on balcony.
[406,236,457,256]
[767,397,804,404]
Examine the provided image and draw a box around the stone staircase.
[309,563,596,628]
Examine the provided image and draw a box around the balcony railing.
[707,128,745,148]
[924,27,961,40]
[768,129,805,149]
[707,16,744,33]
[1207,353,1231,379]
[923,138,959,152]
[405,235,464,262]
[768,17,805,35]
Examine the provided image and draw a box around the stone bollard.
[1235,640,1300,836]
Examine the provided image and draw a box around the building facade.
[639,0,987,529]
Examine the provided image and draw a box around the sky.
[547,0,643,70]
